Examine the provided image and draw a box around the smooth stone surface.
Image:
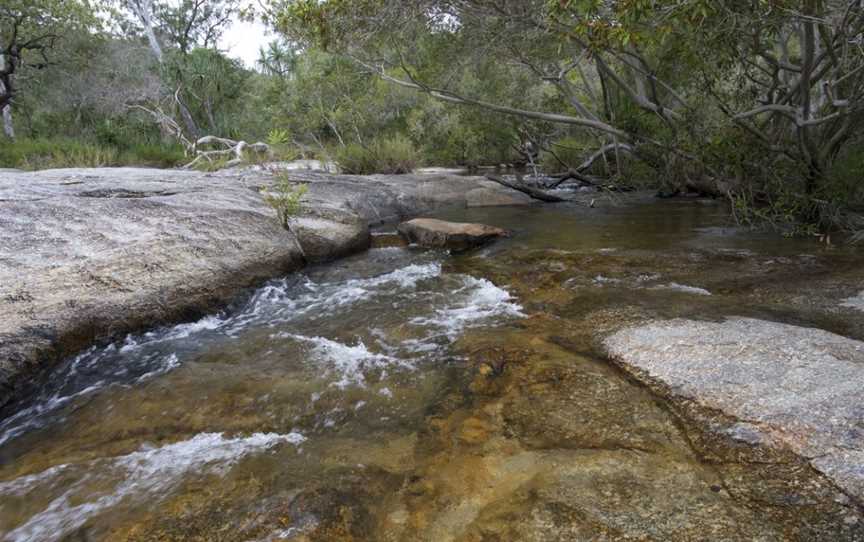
[397,218,510,252]
[0,167,529,408]
[604,317,864,502]
[291,215,371,262]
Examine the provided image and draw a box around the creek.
[1,196,862,541]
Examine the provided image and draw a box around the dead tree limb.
[183,136,270,169]
[485,174,566,202]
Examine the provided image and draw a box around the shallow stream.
[1,196,863,541]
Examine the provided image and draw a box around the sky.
[220,16,272,69]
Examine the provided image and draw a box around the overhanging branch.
[350,57,633,141]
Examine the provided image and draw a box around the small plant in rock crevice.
[261,174,308,230]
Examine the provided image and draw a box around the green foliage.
[162,48,250,136]
[264,128,300,161]
[0,138,186,170]
[120,142,187,168]
[407,98,516,167]
[333,143,377,174]
[334,136,419,174]
[267,129,291,146]
[261,175,308,229]
[823,143,864,208]
[731,190,822,238]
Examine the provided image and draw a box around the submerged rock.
[604,317,864,503]
[397,218,510,252]
[0,168,529,409]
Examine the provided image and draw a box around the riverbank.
[0,167,532,410]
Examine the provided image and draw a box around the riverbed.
[1,196,862,541]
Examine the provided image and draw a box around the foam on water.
[1,431,303,542]
[282,334,411,388]
[410,276,524,341]
[589,275,712,296]
[649,282,712,296]
[0,262,442,447]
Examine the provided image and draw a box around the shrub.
[333,143,376,175]
[264,129,300,162]
[261,174,308,229]
[267,129,291,146]
[334,135,419,174]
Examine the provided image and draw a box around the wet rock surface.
[604,317,864,504]
[397,218,510,252]
[0,167,530,408]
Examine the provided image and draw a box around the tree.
[275,0,864,229]
[121,0,243,140]
[0,0,96,138]
[257,40,298,79]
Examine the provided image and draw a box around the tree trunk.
[131,0,200,139]
[0,54,11,117]
[2,103,13,139]
[0,71,12,139]
[132,0,165,62]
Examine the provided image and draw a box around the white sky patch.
[220,16,272,69]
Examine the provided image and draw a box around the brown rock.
[397,218,510,252]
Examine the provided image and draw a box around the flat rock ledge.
[398,218,510,252]
[604,317,864,505]
[0,167,531,410]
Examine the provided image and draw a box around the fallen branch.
[129,104,193,154]
[183,136,270,169]
[485,174,566,203]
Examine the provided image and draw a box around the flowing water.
[1,196,863,541]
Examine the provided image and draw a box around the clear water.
[1,197,862,541]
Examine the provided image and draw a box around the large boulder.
[604,317,864,502]
[397,218,510,252]
[291,215,371,263]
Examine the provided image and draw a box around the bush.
[334,135,419,174]
[261,174,308,229]
[333,143,377,174]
